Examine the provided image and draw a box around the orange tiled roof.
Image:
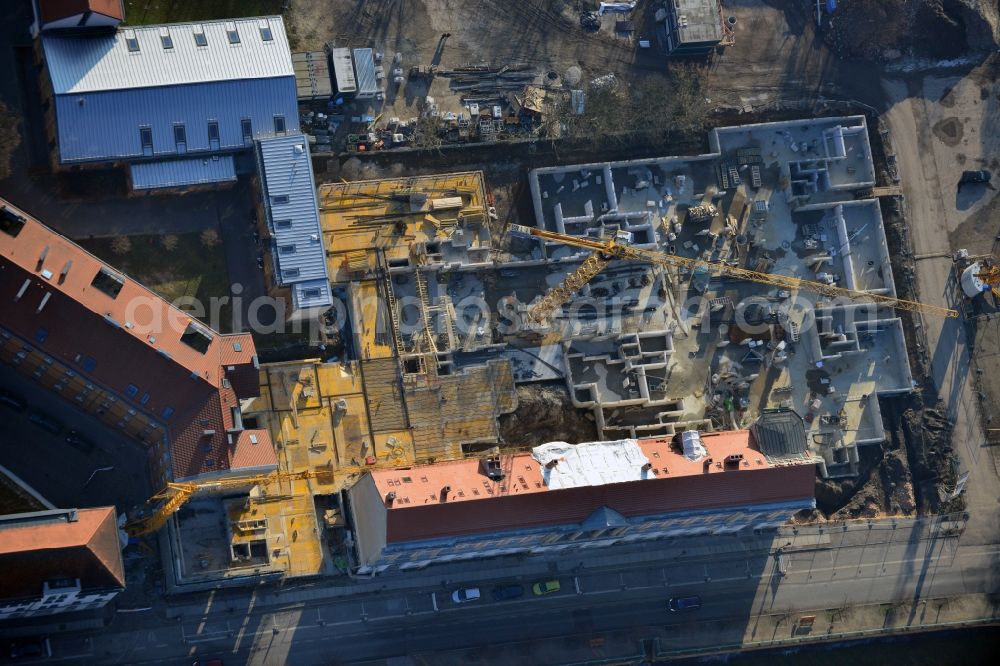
[366,431,816,543]
[39,0,123,22]
[0,199,265,480]
[0,507,124,600]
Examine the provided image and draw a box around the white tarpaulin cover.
[532,439,651,490]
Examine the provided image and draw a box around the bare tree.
[111,236,132,256]
[161,234,179,251]
[200,228,220,248]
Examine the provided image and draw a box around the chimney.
[702,457,713,472]
[59,260,72,284]
[440,485,452,502]
[545,459,559,470]
[385,491,396,506]
[66,509,78,522]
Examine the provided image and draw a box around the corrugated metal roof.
[256,135,330,290]
[291,278,333,310]
[330,47,356,93]
[53,77,299,163]
[352,48,378,96]
[129,155,236,190]
[42,16,293,94]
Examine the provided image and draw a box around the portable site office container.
[352,47,378,99]
[329,47,357,95]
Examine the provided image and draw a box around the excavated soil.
[498,383,597,447]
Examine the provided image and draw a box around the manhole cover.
[547,71,559,81]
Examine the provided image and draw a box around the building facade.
[346,430,816,574]
[0,507,125,620]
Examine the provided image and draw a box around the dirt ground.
[498,383,598,448]
[287,0,878,122]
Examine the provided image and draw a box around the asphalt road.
[36,518,995,665]
[0,363,151,513]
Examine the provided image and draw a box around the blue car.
[491,584,524,601]
[668,596,701,612]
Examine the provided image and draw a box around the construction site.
[138,113,973,585]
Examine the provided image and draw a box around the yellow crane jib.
[507,224,959,321]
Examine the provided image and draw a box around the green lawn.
[80,233,233,332]
[123,0,284,25]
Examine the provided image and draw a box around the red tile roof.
[39,0,124,22]
[0,199,264,480]
[367,431,816,543]
[0,507,124,600]
[229,429,277,471]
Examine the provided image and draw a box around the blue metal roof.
[291,279,333,311]
[256,134,330,296]
[53,78,299,163]
[129,155,237,190]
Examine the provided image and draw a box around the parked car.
[491,584,525,601]
[0,389,26,411]
[9,637,51,658]
[531,579,560,596]
[959,170,991,187]
[65,430,96,453]
[28,410,63,434]
[451,587,481,603]
[668,595,702,612]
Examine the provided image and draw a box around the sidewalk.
[161,531,780,620]
[408,593,1000,666]
[158,515,961,620]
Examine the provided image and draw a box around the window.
[193,26,207,47]
[0,206,26,238]
[273,115,286,134]
[271,194,289,205]
[140,392,151,405]
[180,322,213,354]
[173,124,186,152]
[125,384,139,398]
[241,118,252,144]
[259,20,273,42]
[124,29,139,52]
[225,21,240,44]
[303,288,321,298]
[233,341,243,352]
[279,244,295,254]
[162,406,174,419]
[282,268,300,279]
[91,267,125,298]
[159,28,173,50]
[207,121,220,143]
[139,127,153,156]
[274,219,292,229]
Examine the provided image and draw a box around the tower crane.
[125,461,391,537]
[508,224,959,323]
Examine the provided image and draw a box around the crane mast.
[509,224,959,321]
